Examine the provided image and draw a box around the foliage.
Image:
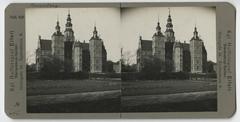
[141,55,164,74]
[40,56,64,73]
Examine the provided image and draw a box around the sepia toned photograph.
[120,7,217,112]
[26,8,122,113]
[26,6,217,113]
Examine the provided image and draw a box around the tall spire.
[193,25,199,39]
[166,8,173,30]
[55,17,60,32]
[165,8,175,42]
[93,23,98,38]
[155,18,161,35]
[168,8,171,17]
[67,9,71,22]
[64,9,74,42]
[65,9,73,31]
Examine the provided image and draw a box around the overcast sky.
[26,7,216,64]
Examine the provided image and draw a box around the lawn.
[122,79,217,96]
[27,79,217,113]
[27,79,121,113]
[27,79,121,96]
[121,79,217,112]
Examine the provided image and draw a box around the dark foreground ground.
[27,79,121,113]
[27,79,217,113]
[122,79,217,112]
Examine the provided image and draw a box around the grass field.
[27,79,121,113]
[122,79,217,112]
[27,79,217,113]
[27,79,121,96]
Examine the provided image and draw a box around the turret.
[165,8,175,42]
[193,26,199,39]
[64,10,74,42]
[93,25,98,38]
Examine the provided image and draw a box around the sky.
[26,7,216,64]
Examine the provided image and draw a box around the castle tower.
[89,25,106,73]
[165,8,175,72]
[152,20,166,72]
[173,41,183,72]
[190,26,206,73]
[165,8,175,42]
[64,10,75,42]
[72,41,83,72]
[64,10,75,72]
[51,18,64,71]
[137,36,153,72]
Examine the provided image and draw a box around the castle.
[36,11,107,73]
[137,10,207,73]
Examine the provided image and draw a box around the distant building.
[152,21,166,72]
[51,19,64,71]
[82,41,90,72]
[35,11,107,73]
[36,36,52,72]
[136,9,208,73]
[173,41,183,72]
[89,26,107,73]
[137,36,152,71]
[182,42,191,72]
[165,12,175,72]
[64,12,75,72]
[73,41,83,72]
[190,26,207,73]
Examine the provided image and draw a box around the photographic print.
[120,7,217,112]
[26,6,217,113]
[26,8,121,113]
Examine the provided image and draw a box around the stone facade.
[89,26,105,73]
[152,22,166,71]
[137,36,153,71]
[82,41,90,72]
[51,20,64,71]
[165,13,175,72]
[190,26,207,73]
[182,42,191,72]
[173,41,183,72]
[73,41,83,72]
[36,36,52,72]
[64,12,75,72]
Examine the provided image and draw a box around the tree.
[106,60,114,72]
[26,63,36,72]
[121,51,137,72]
[141,55,164,74]
[206,61,216,73]
[41,56,64,73]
